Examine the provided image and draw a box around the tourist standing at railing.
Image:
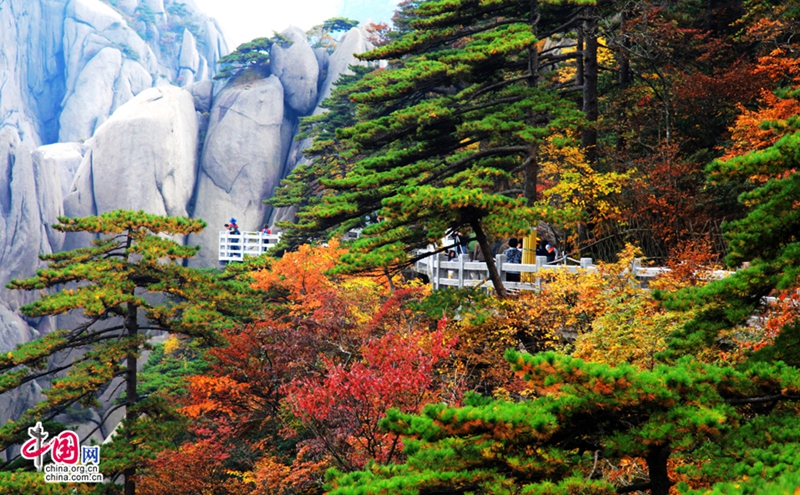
[225,218,240,257]
[448,229,467,255]
[504,238,522,282]
[261,224,272,246]
[536,240,548,258]
[472,241,485,262]
[546,243,558,264]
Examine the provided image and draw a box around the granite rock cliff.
[0,2,376,444]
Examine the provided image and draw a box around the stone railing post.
[458,253,467,288]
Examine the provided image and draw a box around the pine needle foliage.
[214,33,293,80]
[327,350,800,495]
[659,88,800,362]
[1,210,261,492]
[275,0,591,296]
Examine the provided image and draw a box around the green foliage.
[136,338,212,399]
[1,210,262,488]
[328,350,800,494]
[0,470,93,494]
[306,17,360,51]
[214,34,293,80]
[277,0,588,293]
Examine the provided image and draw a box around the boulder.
[63,86,199,249]
[187,80,214,113]
[319,26,373,102]
[268,27,374,226]
[179,29,200,86]
[32,142,88,198]
[314,47,330,89]
[59,47,123,142]
[270,26,319,115]
[189,76,286,267]
[111,59,154,113]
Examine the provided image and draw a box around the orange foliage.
[139,243,451,493]
[723,87,800,161]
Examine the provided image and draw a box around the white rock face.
[179,29,201,86]
[112,60,154,113]
[268,27,374,227]
[32,142,88,199]
[0,0,69,145]
[60,0,161,142]
[271,26,319,115]
[56,0,226,142]
[117,0,139,16]
[187,80,214,113]
[189,76,286,266]
[0,127,65,294]
[59,47,123,142]
[63,86,199,245]
[0,127,63,433]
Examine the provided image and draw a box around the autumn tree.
[658,70,800,363]
[0,211,260,495]
[137,242,462,494]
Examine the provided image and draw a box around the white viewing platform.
[219,231,281,262]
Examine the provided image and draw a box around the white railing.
[219,231,281,262]
[413,253,733,292]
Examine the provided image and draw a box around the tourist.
[546,243,558,264]
[536,240,548,257]
[261,224,272,247]
[449,229,467,255]
[504,238,522,282]
[225,218,240,257]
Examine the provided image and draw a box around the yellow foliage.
[539,133,633,225]
[162,336,181,356]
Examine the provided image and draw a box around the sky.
[192,0,402,49]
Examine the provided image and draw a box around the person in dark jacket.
[546,243,558,264]
[504,238,522,282]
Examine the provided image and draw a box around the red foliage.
[285,329,455,469]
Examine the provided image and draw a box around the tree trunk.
[581,7,598,165]
[524,0,540,206]
[576,26,584,109]
[646,444,672,495]
[616,10,631,153]
[471,220,507,298]
[618,10,631,87]
[124,303,138,495]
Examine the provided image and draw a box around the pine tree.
[278,0,591,296]
[1,210,260,495]
[327,350,800,495]
[659,88,800,362]
[327,82,800,495]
